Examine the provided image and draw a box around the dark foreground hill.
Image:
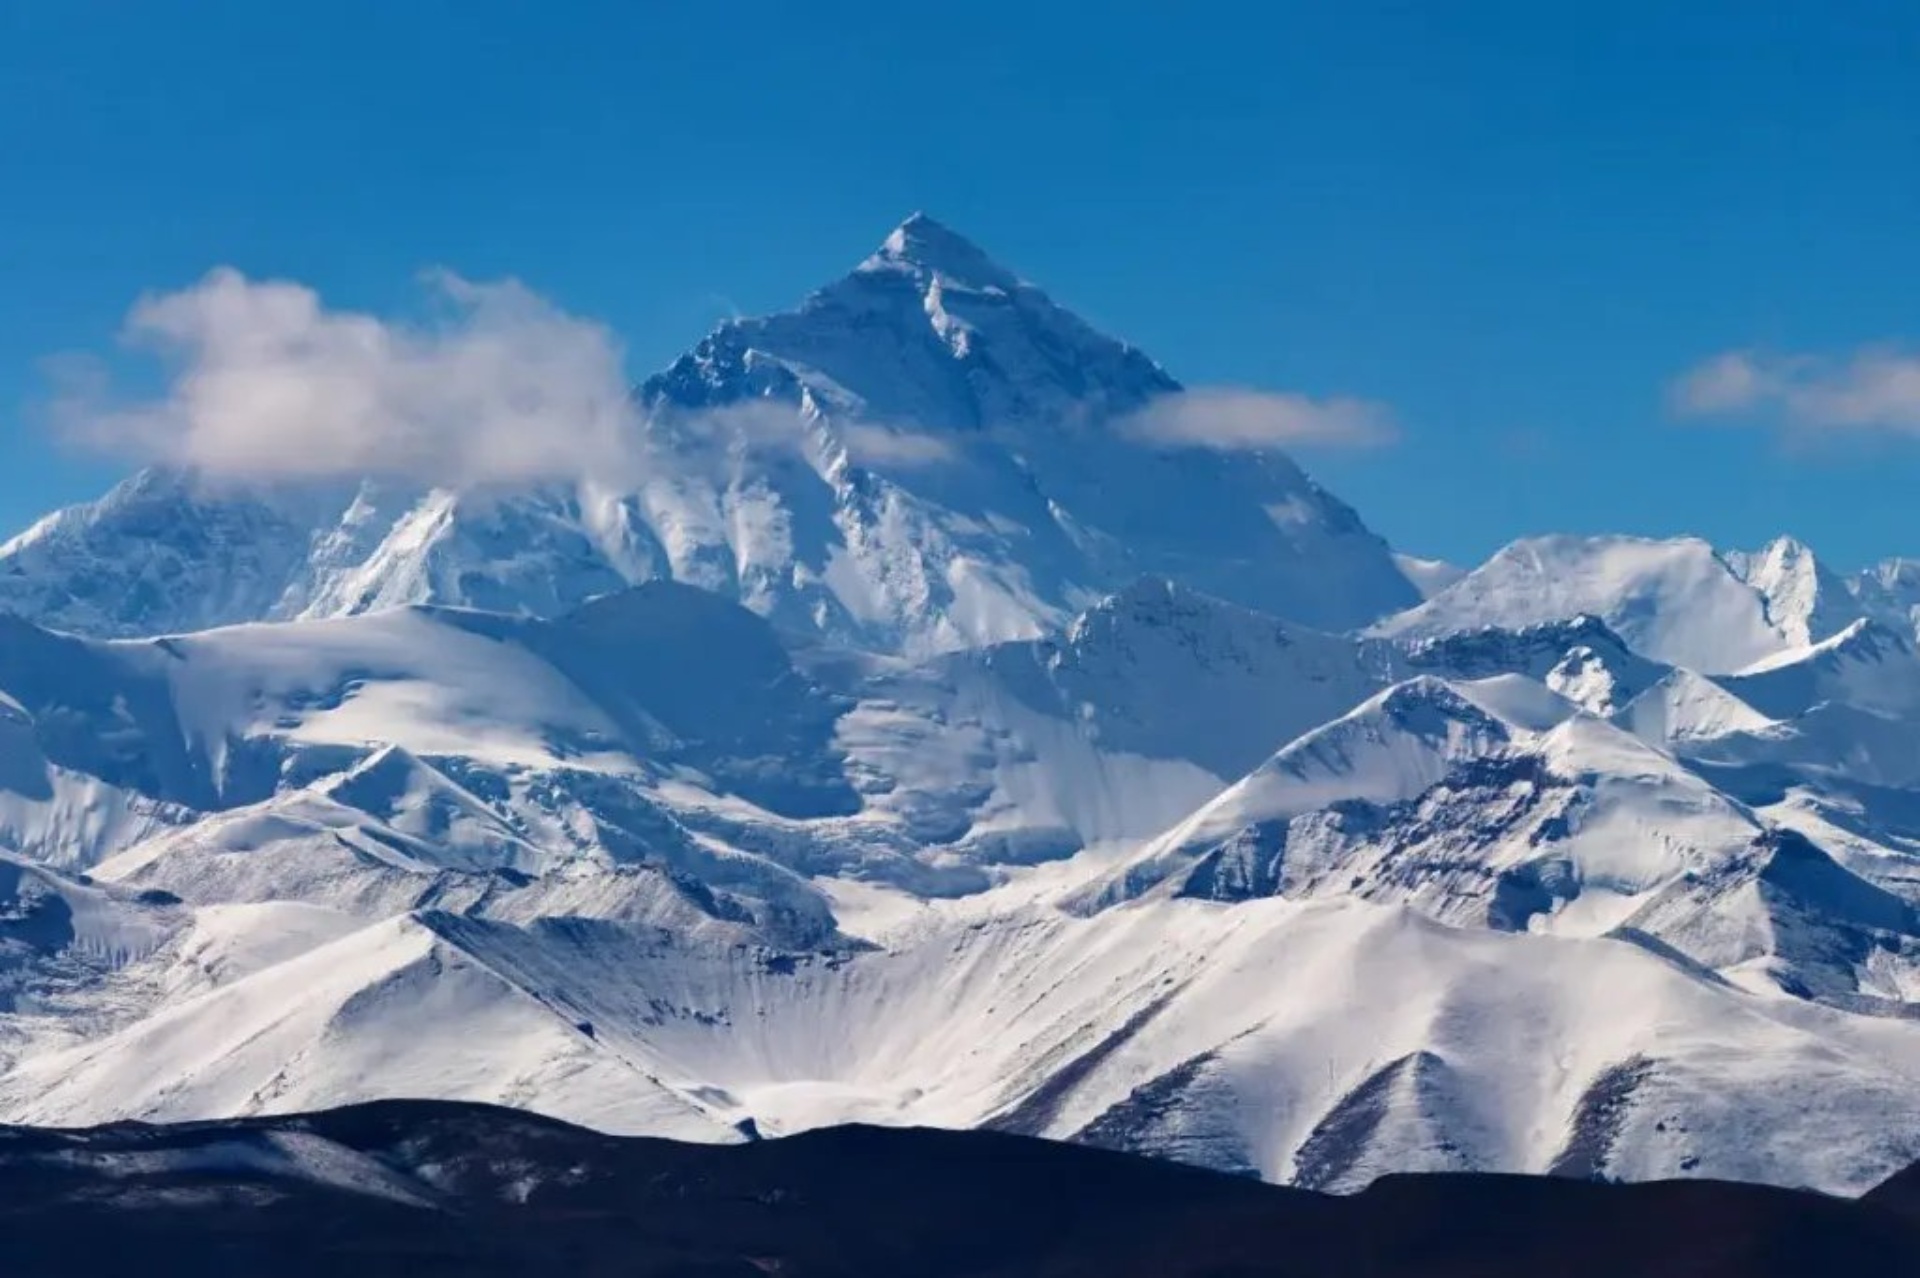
[0,1099,1914,1277]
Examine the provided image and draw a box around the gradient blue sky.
[5,0,1917,566]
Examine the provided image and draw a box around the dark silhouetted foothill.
[0,1100,1914,1277]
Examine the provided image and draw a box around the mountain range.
[1,216,1919,1199]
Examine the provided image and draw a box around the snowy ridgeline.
[0,218,1918,1198]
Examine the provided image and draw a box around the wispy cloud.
[53,266,646,486]
[1670,346,1920,436]
[1114,387,1397,452]
[838,421,956,467]
[49,267,964,488]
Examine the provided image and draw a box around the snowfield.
[0,216,1918,1197]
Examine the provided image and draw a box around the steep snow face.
[1725,536,1865,649]
[633,212,1417,643]
[1622,828,1920,1007]
[1078,676,1780,954]
[1375,536,1799,674]
[0,853,182,997]
[1620,621,1920,802]
[1076,678,1526,909]
[0,676,192,871]
[0,216,1416,651]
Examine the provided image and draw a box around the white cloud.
[55,266,647,486]
[1671,346,1920,435]
[1114,387,1397,451]
[52,268,967,489]
[838,421,956,467]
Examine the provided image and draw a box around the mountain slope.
[1375,535,1819,673]
[6,881,1920,1197]
[3,578,1917,1200]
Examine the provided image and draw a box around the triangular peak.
[859,211,1021,291]
[1726,533,1862,647]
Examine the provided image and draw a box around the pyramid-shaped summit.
[649,210,1178,431]
[859,212,1023,291]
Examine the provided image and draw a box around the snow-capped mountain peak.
[0,220,1418,648]
[859,211,1025,293]
[1725,534,1864,649]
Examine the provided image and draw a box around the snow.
[0,216,1917,1202]
[1152,678,1518,857]
[1726,535,1865,648]
[160,609,636,772]
[0,216,1416,652]
[1852,556,1920,640]
[0,912,733,1142]
[1376,535,1801,673]
[0,550,1912,1195]
[1614,669,1777,746]
[1722,618,1920,719]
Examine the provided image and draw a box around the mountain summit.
[0,218,1418,648]
[860,211,1025,290]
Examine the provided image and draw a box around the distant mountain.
[1851,556,1920,640]
[0,215,1417,652]
[1373,534,1866,673]
[0,1100,1914,1278]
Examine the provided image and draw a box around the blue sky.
[4,0,1917,567]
